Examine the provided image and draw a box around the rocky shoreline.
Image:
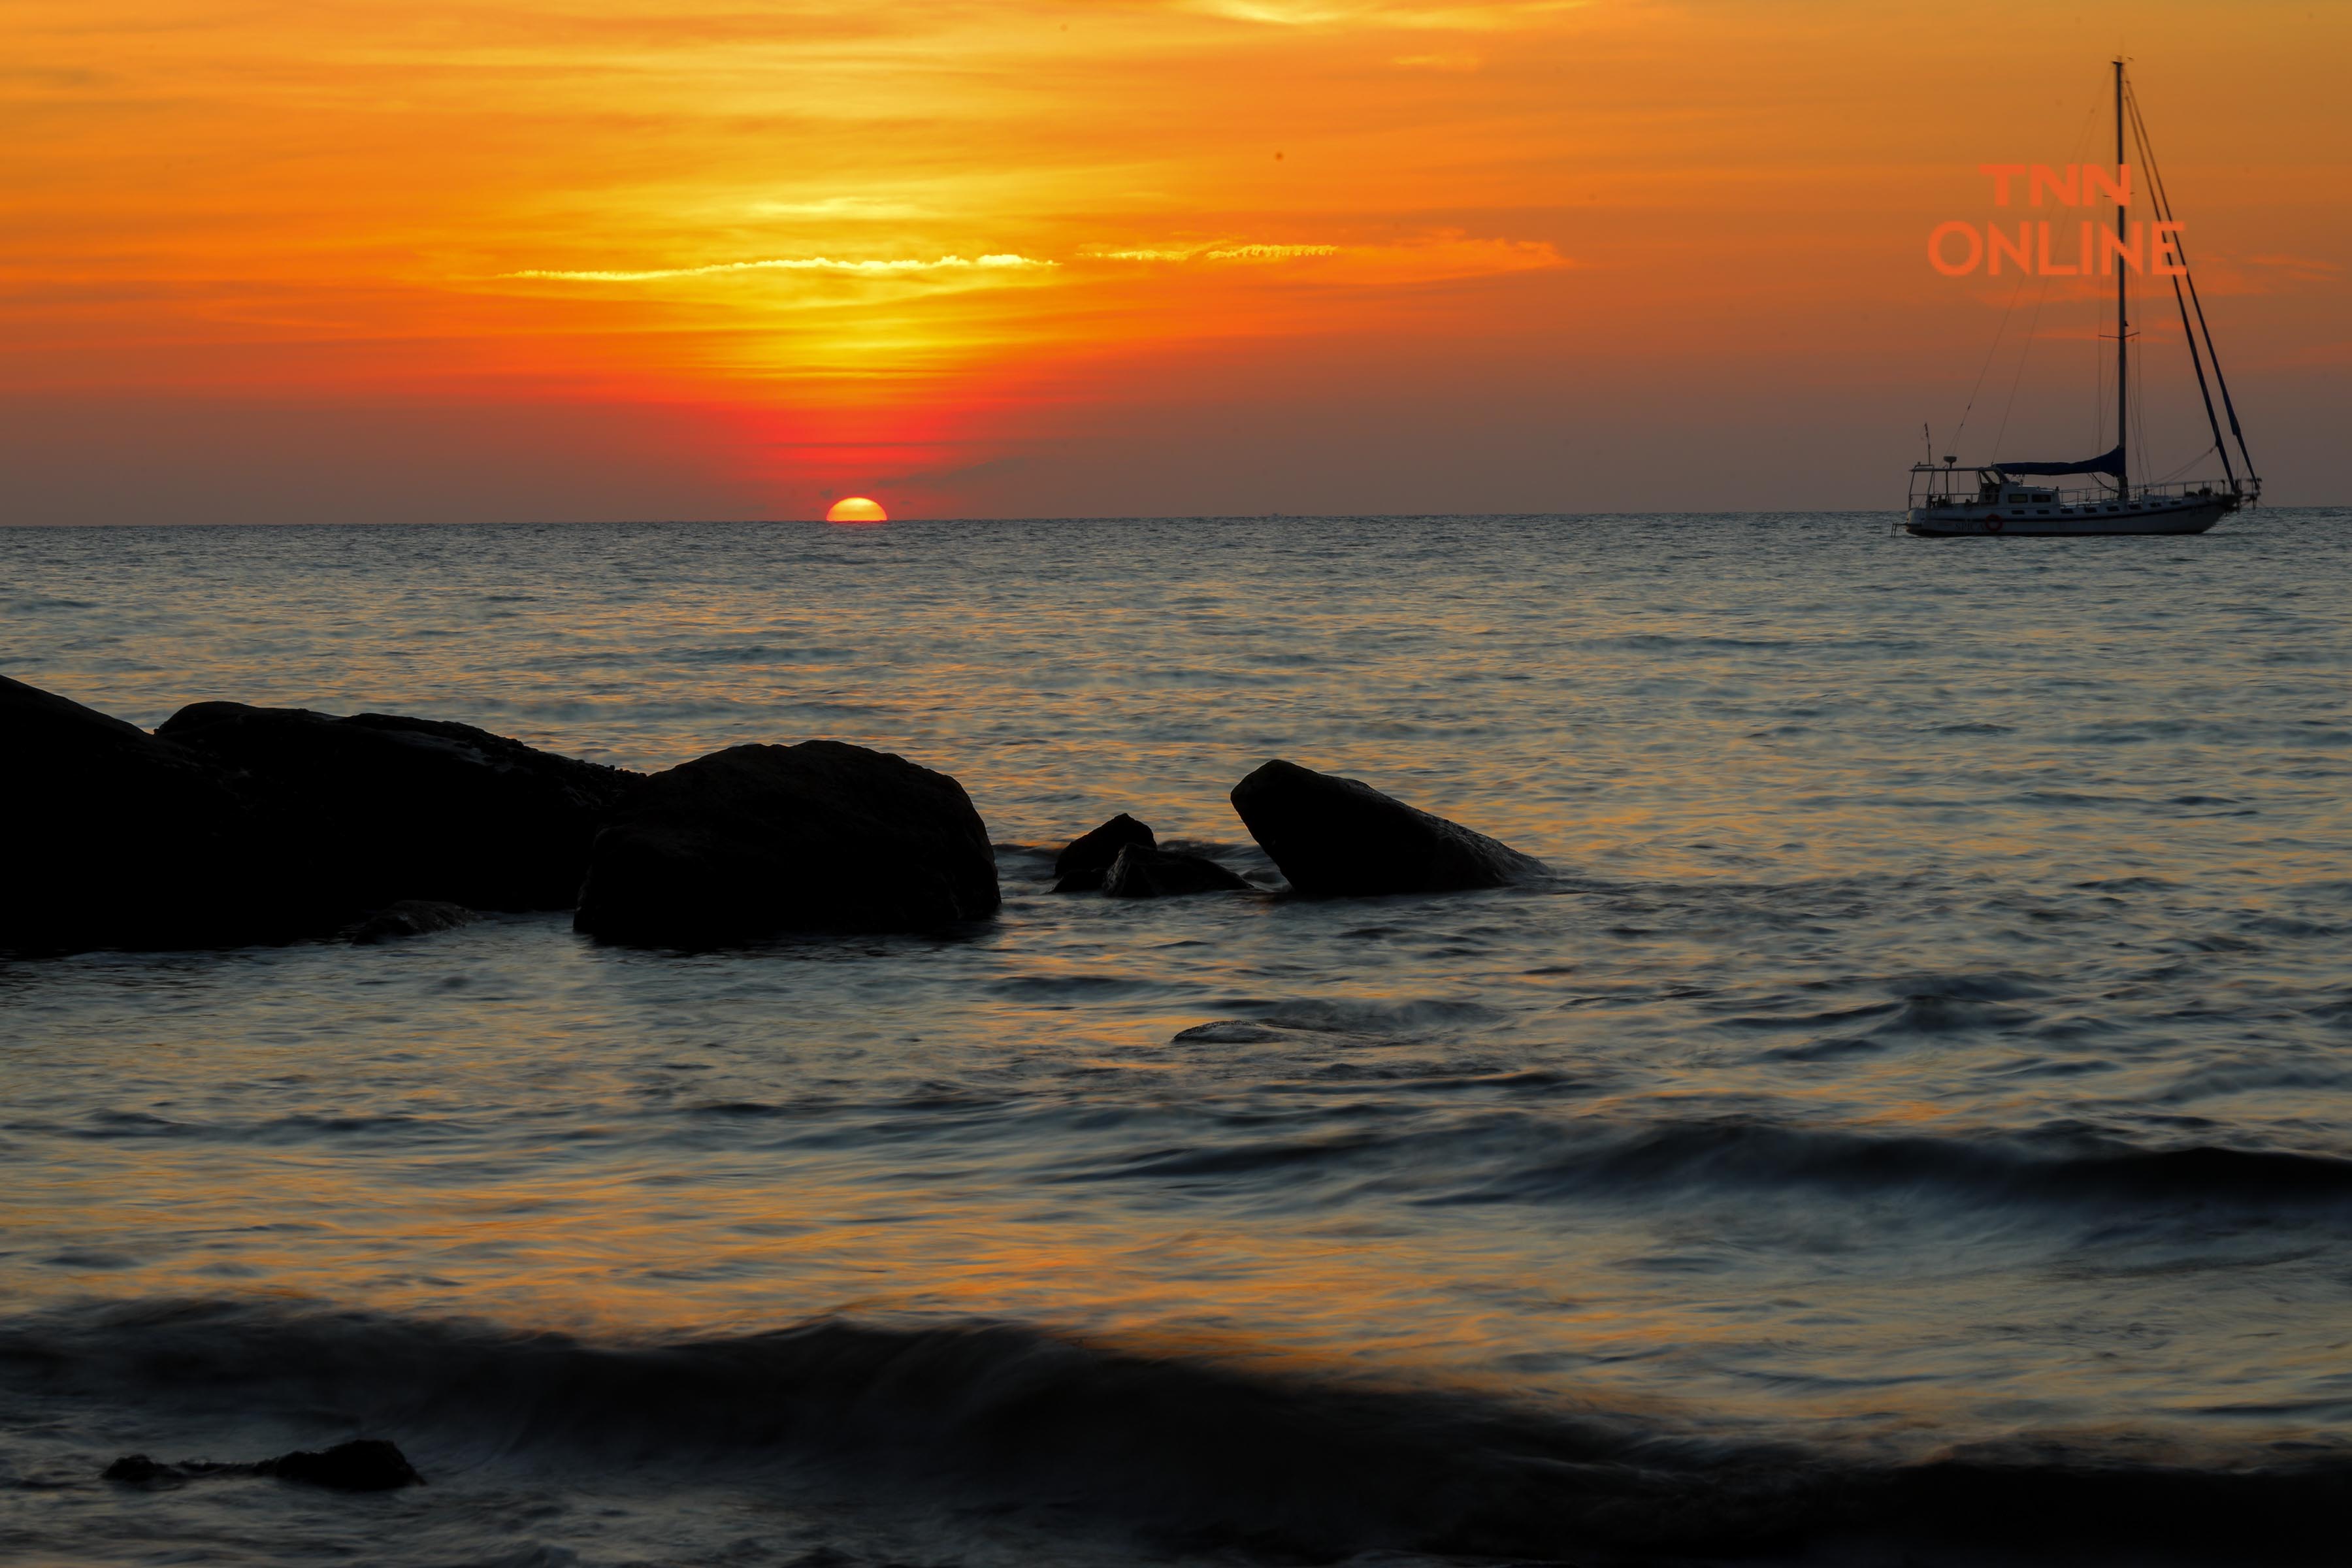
[3,674,1547,957]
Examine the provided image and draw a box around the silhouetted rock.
[104,1439,423,1492]
[1053,813,1156,892]
[1229,760,1546,896]
[1101,844,1254,898]
[101,1454,179,1484]
[574,741,998,945]
[344,899,476,944]
[158,702,639,915]
[257,1439,423,1491]
[1,676,309,955]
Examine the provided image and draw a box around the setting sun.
[825,497,887,524]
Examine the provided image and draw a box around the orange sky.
[4,0,2346,520]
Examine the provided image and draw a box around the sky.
[4,0,2346,522]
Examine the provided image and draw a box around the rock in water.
[101,1454,179,1485]
[1228,759,1547,896]
[344,899,477,944]
[1,676,306,955]
[1053,813,1156,892]
[1100,844,1254,898]
[158,702,640,914]
[105,1439,423,1491]
[257,1439,424,1491]
[574,741,998,945]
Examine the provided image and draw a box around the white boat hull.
[1905,496,2233,538]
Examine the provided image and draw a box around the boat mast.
[2115,57,2129,500]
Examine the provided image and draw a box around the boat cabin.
[1972,474,2057,505]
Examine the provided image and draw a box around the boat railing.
[1906,467,2251,508]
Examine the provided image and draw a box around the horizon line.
[7,505,2346,529]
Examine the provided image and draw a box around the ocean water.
[3,511,2349,1566]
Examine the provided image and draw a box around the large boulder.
[158,702,638,913]
[574,741,998,945]
[1,676,308,954]
[1229,760,1547,896]
[1101,844,1254,898]
[1053,812,1156,892]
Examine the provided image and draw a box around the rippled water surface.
[3,513,2350,1565]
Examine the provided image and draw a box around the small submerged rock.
[1101,844,1254,898]
[101,1454,193,1485]
[343,899,477,944]
[1170,1020,1301,1044]
[257,1439,425,1490]
[1229,759,1546,896]
[104,1439,423,1492]
[1053,813,1156,892]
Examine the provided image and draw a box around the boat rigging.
[1906,59,2259,538]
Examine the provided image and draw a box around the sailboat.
[1906,59,2258,538]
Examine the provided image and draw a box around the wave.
[4,1298,2345,1563]
[1443,1117,2352,1215]
[1059,1080,2352,1218]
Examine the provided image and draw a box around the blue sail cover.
[1992,444,2126,478]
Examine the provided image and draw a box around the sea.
[3,510,2349,1567]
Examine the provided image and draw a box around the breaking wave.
[5,1298,2346,1563]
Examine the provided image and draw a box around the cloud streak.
[504,254,1056,282]
[1082,235,1565,280]
[1184,0,1586,29]
[1086,243,1343,262]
